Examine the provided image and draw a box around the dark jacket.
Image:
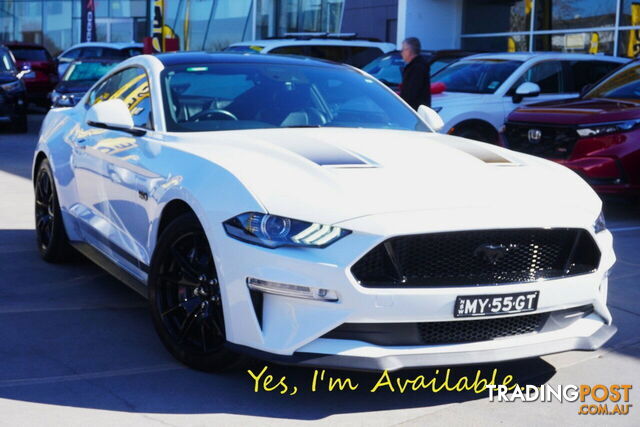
[400,55,431,110]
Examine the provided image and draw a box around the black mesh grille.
[418,313,548,344]
[351,228,600,287]
[504,122,578,159]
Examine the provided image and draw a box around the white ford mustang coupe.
[33,52,616,372]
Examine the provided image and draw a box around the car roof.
[229,38,396,50]
[155,51,349,68]
[62,42,143,52]
[4,42,48,49]
[463,51,628,62]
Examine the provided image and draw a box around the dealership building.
[1,0,639,58]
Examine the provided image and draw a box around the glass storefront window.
[110,1,147,18]
[462,0,531,34]
[621,0,640,26]
[617,29,640,57]
[534,0,617,30]
[14,1,43,44]
[534,31,614,55]
[461,35,529,52]
[44,1,73,55]
[203,0,253,51]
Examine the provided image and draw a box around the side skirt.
[71,242,149,299]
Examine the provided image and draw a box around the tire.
[453,125,497,144]
[148,213,240,371]
[34,159,74,262]
[13,114,28,133]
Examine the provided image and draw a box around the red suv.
[4,42,57,106]
[503,60,640,197]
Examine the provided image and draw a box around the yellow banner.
[627,2,640,58]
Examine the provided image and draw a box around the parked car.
[430,53,628,144]
[34,52,615,372]
[225,33,395,68]
[4,42,57,107]
[0,45,28,132]
[50,58,120,108]
[56,42,143,77]
[362,49,475,91]
[504,59,640,198]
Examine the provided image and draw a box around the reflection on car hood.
[509,97,640,125]
[167,127,599,224]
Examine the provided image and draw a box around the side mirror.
[512,82,540,103]
[417,105,444,132]
[17,64,31,79]
[86,99,145,136]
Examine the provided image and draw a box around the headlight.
[51,92,83,107]
[0,80,23,93]
[594,211,606,233]
[223,212,351,248]
[577,120,640,138]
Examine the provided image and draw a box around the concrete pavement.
[0,115,638,426]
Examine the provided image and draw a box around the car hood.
[431,91,497,107]
[509,97,640,125]
[166,128,599,225]
[0,72,18,84]
[55,80,95,94]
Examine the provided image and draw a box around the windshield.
[0,51,15,72]
[432,59,523,94]
[162,62,429,133]
[585,62,640,100]
[63,61,117,82]
[362,53,404,85]
[11,48,50,62]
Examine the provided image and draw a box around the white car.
[225,34,395,68]
[431,52,628,143]
[34,52,616,372]
[56,42,143,77]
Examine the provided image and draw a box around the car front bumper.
[210,206,616,371]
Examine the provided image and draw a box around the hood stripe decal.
[273,139,369,166]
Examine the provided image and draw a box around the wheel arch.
[449,119,500,143]
[33,151,48,184]
[157,199,198,241]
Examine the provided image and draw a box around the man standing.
[400,37,430,110]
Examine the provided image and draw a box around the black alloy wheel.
[34,159,73,262]
[149,213,239,371]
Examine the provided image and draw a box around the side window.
[307,45,349,63]
[116,68,152,129]
[513,61,564,94]
[348,47,383,68]
[565,61,621,93]
[87,72,123,106]
[80,47,102,58]
[60,47,81,61]
[269,45,307,56]
[87,67,153,129]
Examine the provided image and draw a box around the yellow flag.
[628,2,640,58]
[589,33,599,54]
[508,37,516,53]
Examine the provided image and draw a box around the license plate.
[454,291,539,318]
